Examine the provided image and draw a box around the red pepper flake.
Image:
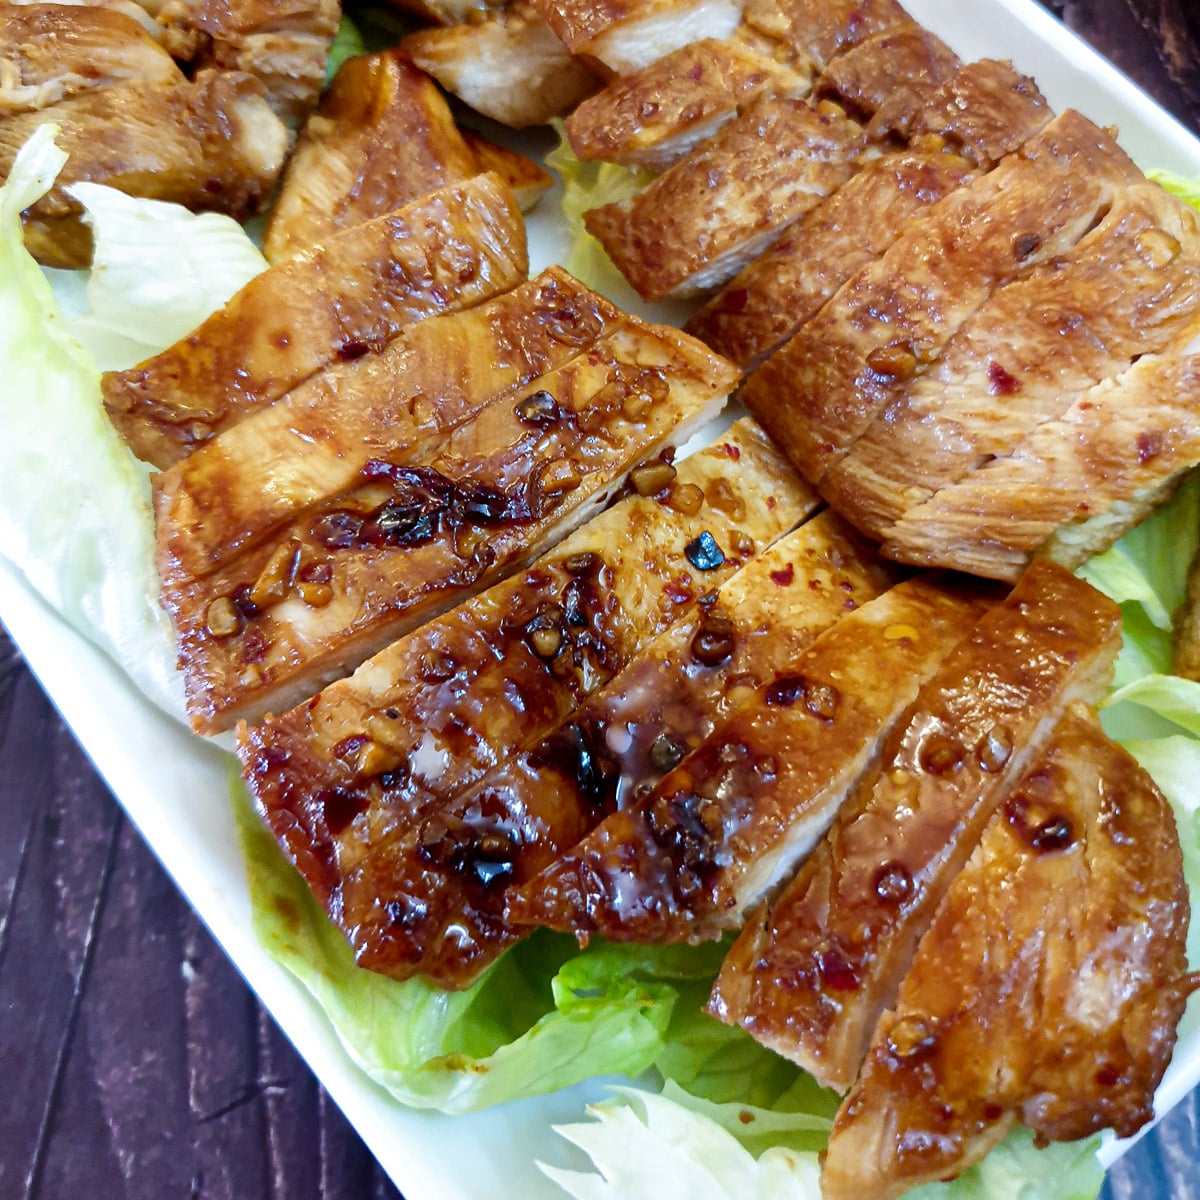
[722,442,741,460]
[721,289,749,314]
[1137,431,1163,464]
[770,563,795,587]
[242,627,268,664]
[664,575,695,605]
[987,360,1021,395]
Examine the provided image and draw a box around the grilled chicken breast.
[882,330,1200,580]
[531,0,744,75]
[155,270,621,581]
[825,179,1200,538]
[155,0,340,124]
[402,1,601,128]
[708,561,1122,1091]
[103,174,528,467]
[585,94,867,300]
[506,575,993,945]
[0,68,287,267]
[687,59,1050,368]
[777,0,912,69]
[565,30,812,171]
[342,509,890,987]
[821,706,1197,1200]
[741,109,1144,486]
[0,3,182,114]
[263,50,551,262]
[165,315,737,732]
[239,419,814,978]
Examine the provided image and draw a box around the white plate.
[5,0,1200,1194]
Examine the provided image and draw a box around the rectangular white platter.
[3,0,1200,1196]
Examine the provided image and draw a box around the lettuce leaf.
[0,128,182,714]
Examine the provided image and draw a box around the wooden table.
[3,2,1200,1197]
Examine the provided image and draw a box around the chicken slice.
[156,0,340,124]
[262,50,480,262]
[238,419,814,974]
[685,149,977,369]
[687,60,1051,368]
[1175,543,1200,682]
[708,560,1123,1091]
[377,0,505,26]
[776,0,912,69]
[881,330,1200,580]
[813,21,959,127]
[0,3,182,114]
[155,269,623,581]
[262,50,551,262]
[0,69,287,267]
[505,575,994,945]
[740,109,1143,486]
[531,0,743,76]
[461,130,552,211]
[584,94,866,301]
[382,511,893,987]
[826,178,1200,538]
[565,30,812,171]
[166,317,737,732]
[820,706,1198,1200]
[402,1,601,129]
[103,173,528,468]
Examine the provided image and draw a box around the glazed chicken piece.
[505,575,993,945]
[155,0,340,124]
[0,3,182,114]
[708,561,1123,1091]
[166,314,737,732]
[565,30,813,171]
[377,511,894,987]
[882,328,1200,580]
[155,270,621,580]
[461,130,554,210]
[402,1,601,129]
[382,0,506,25]
[812,21,959,129]
[0,68,287,267]
[824,178,1200,539]
[776,0,912,69]
[263,50,550,262]
[103,173,528,468]
[740,109,1144,487]
[530,0,744,75]
[584,95,867,301]
[687,60,1052,369]
[238,419,814,977]
[820,706,1198,1200]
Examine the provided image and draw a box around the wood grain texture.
[2,2,1200,1197]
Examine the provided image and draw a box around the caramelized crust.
[826,180,1200,538]
[351,510,891,987]
[686,150,977,368]
[777,0,912,68]
[402,1,601,129]
[0,4,182,114]
[262,50,481,263]
[506,575,993,945]
[821,707,1197,1200]
[167,319,738,731]
[461,130,553,212]
[740,110,1143,486]
[238,420,814,971]
[584,95,866,300]
[883,340,1200,580]
[709,561,1123,1091]
[102,174,528,468]
[565,31,812,171]
[814,22,959,125]
[0,69,287,268]
[155,270,623,581]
